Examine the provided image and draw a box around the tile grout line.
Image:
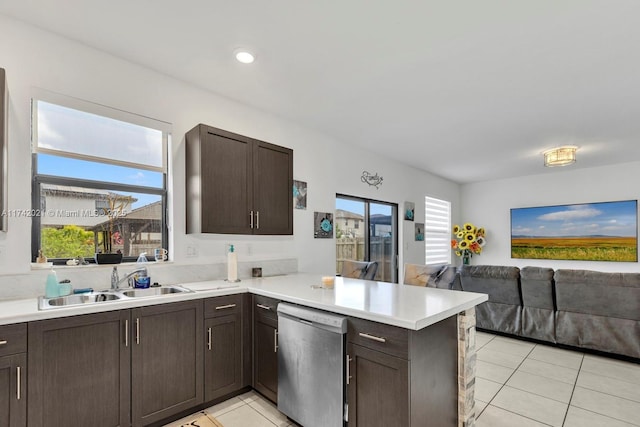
[245,401,280,427]
[560,352,584,427]
[478,337,538,421]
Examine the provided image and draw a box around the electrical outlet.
[186,246,197,257]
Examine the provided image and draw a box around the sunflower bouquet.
[451,223,486,263]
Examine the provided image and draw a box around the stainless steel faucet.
[111,266,148,290]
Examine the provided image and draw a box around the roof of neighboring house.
[335,209,363,221]
[91,201,162,231]
[41,184,138,202]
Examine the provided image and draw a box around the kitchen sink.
[38,285,193,310]
[39,292,121,310]
[120,285,191,298]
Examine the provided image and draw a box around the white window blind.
[425,196,451,265]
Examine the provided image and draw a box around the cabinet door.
[204,314,242,401]
[131,300,203,426]
[252,141,293,235]
[253,312,278,403]
[200,130,253,234]
[0,354,26,427]
[28,311,130,427]
[347,343,409,427]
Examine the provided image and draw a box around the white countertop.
[0,273,487,330]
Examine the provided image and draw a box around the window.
[425,196,451,265]
[336,195,398,283]
[31,92,169,263]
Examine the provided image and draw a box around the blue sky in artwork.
[511,201,637,237]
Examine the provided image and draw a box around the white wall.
[0,15,460,282]
[461,162,640,272]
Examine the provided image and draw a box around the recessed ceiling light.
[234,50,255,64]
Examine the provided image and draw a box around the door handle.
[256,211,260,229]
[0,340,7,346]
[250,210,254,229]
[358,332,386,343]
[346,355,352,385]
[124,319,129,347]
[207,327,212,351]
[215,304,236,310]
[256,304,271,311]
[16,366,21,400]
[274,329,278,353]
[135,318,140,345]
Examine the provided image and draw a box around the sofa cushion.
[554,269,640,321]
[460,265,521,305]
[521,266,555,310]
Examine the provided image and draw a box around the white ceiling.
[2,0,640,183]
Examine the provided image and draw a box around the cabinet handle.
[346,355,352,385]
[274,329,278,353]
[358,332,386,343]
[16,366,21,400]
[256,211,260,229]
[207,327,212,351]
[135,318,140,345]
[124,319,129,347]
[0,340,7,345]
[215,304,236,310]
[256,303,271,311]
[250,210,254,229]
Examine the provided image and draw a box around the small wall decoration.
[404,201,415,221]
[314,212,334,238]
[361,171,383,189]
[415,223,424,241]
[511,200,638,262]
[293,180,307,210]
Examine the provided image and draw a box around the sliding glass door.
[335,195,398,283]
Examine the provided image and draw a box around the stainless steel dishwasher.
[277,303,347,427]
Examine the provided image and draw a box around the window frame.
[30,91,169,264]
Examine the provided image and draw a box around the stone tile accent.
[458,307,477,427]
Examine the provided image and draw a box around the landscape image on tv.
[511,200,638,262]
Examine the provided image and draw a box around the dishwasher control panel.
[277,303,347,332]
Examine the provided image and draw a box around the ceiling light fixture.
[234,50,255,64]
[543,146,578,167]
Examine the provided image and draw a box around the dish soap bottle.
[227,245,238,282]
[45,267,59,298]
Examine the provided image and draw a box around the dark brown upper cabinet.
[0,68,7,231]
[186,124,293,235]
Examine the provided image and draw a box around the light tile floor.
[165,331,640,427]
[474,331,640,427]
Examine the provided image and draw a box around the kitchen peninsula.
[0,274,487,427]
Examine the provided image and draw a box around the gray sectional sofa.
[451,265,640,359]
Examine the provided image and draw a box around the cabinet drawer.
[0,323,27,357]
[348,317,408,359]
[253,295,279,319]
[204,294,243,318]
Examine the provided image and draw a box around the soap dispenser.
[45,267,59,298]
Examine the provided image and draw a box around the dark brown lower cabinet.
[131,300,203,427]
[0,353,26,427]
[204,294,244,402]
[347,315,458,427]
[347,343,409,427]
[252,295,279,403]
[28,310,130,427]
